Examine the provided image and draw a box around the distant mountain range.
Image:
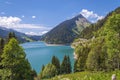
[42,14,91,44]
[0,26,41,43]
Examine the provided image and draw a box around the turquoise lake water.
[21,41,74,73]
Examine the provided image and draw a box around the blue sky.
[0,0,120,35]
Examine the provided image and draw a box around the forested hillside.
[79,7,120,39]
[73,7,120,72]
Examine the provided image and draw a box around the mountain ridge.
[0,26,41,43]
[42,14,91,44]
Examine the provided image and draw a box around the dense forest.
[73,7,120,72]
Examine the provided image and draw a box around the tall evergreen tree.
[0,38,5,69]
[0,38,4,59]
[74,60,77,72]
[0,38,4,53]
[0,38,34,80]
[51,56,60,74]
[41,64,45,72]
[66,56,71,73]
[60,55,71,74]
[60,55,67,74]
[7,32,16,43]
[0,38,4,80]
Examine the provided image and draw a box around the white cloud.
[0,16,48,29]
[0,16,51,35]
[25,32,38,35]
[41,31,48,34]
[0,16,21,27]
[80,9,104,22]
[25,31,48,36]
[97,16,104,20]
[32,16,36,19]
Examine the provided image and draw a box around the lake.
[21,41,74,73]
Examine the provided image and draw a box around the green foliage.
[48,70,120,80]
[0,38,34,80]
[86,37,107,71]
[86,14,120,71]
[42,63,57,79]
[51,56,60,75]
[60,55,71,74]
[73,7,120,72]
[74,45,90,72]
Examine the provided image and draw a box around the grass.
[47,70,120,80]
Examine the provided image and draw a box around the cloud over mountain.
[80,9,104,22]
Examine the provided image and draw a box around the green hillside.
[79,7,120,39]
[48,71,120,80]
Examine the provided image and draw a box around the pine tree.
[66,56,71,73]
[60,55,67,74]
[0,38,4,61]
[0,38,4,80]
[7,32,16,43]
[42,64,45,71]
[60,55,71,74]
[74,60,77,72]
[0,38,34,80]
[51,56,60,74]
[0,38,4,54]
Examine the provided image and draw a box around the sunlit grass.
[47,70,120,80]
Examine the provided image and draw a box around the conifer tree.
[60,55,71,74]
[42,64,45,72]
[51,56,60,74]
[66,56,71,73]
[7,32,16,43]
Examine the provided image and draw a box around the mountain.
[42,14,91,44]
[0,26,40,43]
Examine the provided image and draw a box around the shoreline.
[45,43,65,46]
[44,41,71,46]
